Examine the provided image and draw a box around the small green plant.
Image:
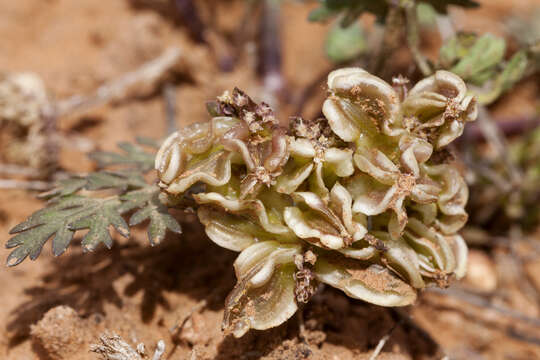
[6,67,476,337]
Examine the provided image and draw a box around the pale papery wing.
[233,241,301,280]
[284,207,345,249]
[353,149,400,186]
[338,243,377,260]
[274,162,314,194]
[446,234,468,279]
[373,231,425,289]
[223,263,298,337]
[309,162,330,200]
[424,164,469,233]
[437,119,466,148]
[325,68,402,137]
[263,128,289,173]
[223,241,300,337]
[198,206,267,251]
[288,137,316,158]
[409,203,438,225]
[408,70,467,102]
[404,71,477,148]
[410,175,442,204]
[155,117,238,181]
[314,256,417,306]
[324,148,355,177]
[163,150,233,194]
[435,214,468,235]
[352,182,399,216]
[329,182,368,241]
[398,134,433,178]
[193,192,292,235]
[221,137,256,170]
[405,218,457,274]
[401,92,447,124]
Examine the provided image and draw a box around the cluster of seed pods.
[155,68,476,337]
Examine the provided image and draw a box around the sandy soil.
[1,0,539,359]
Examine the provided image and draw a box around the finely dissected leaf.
[90,141,155,171]
[121,189,182,246]
[40,171,147,201]
[39,177,88,199]
[85,171,147,191]
[135,136,161,149]
[5,179,183,266]
[69,201,130,251]
[6,196,129,266]
[325,20,366,63]
[5,128,186,267]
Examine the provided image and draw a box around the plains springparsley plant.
[7,68,476,337]
[155,68,475,336]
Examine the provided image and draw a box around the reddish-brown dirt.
[1,1,539,359]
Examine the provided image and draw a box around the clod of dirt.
[30,305,96,360]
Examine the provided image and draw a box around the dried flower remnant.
[154,67,475,337]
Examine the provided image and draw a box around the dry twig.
[476,107,522,185]
[56,47,182,116]
[169,299,208,335]
[404,2,432,76]
[258,0,284,106]
[0,179,51,191]
[0,163,43,178]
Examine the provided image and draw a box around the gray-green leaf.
[122,189,182,246]
[90,141,155,172]
[6,196,128,265]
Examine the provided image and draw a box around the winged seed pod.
[155,68,475,337]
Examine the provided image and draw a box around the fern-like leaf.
[5,141,182,266]
[6,196,129,266]
[121,189,182,246]
[90,141,155,172]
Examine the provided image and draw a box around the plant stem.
[174,0,207,44]
[370,2,404,77]
[258,0,285,104]
[163,82,177,135]
[404,1,432,76]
